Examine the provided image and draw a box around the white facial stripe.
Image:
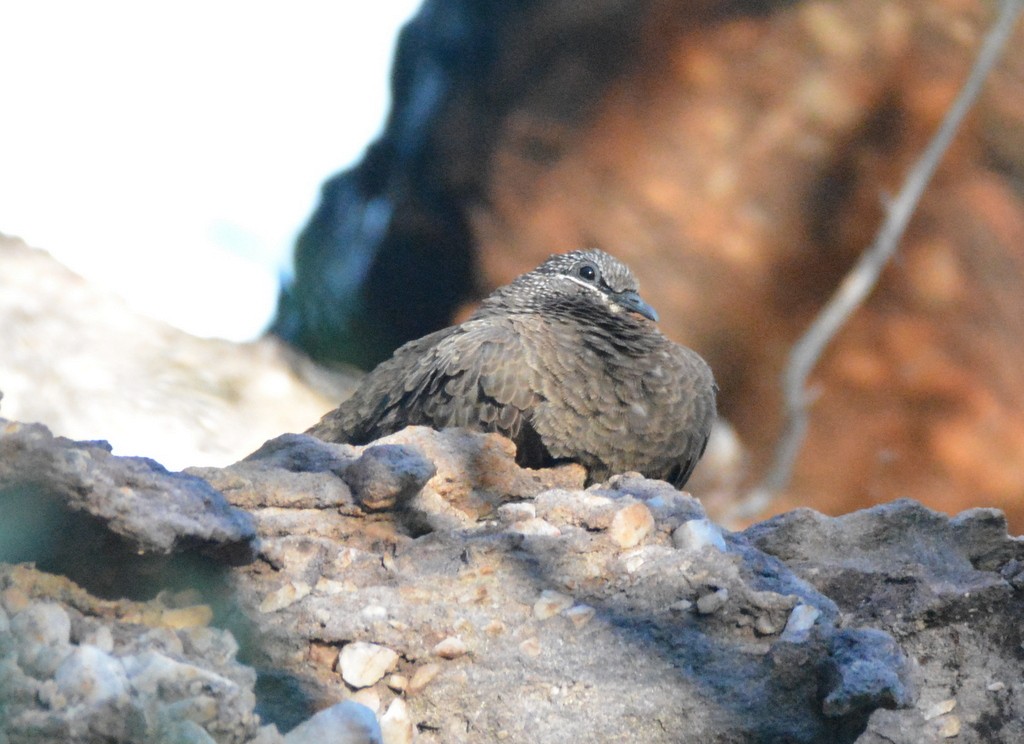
[564,275,605,295]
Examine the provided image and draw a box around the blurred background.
[2,0,1023,529]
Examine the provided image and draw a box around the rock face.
[0,234,355,471]
[274,0,1024,528]
[2,417,1023,742]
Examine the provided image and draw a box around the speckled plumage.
[309,249,717,488]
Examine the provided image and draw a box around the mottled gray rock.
[3,416,1023,742]
[344,445,437,512]
[747,499,1024,743]
[0,419,255,566]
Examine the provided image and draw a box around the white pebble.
[339,642,399,688]
[780,604,821,642]
[671,519,726,552]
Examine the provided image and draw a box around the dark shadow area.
[0,483,234,602]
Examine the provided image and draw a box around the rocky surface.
[275,0,1024,528]
[0,234,355,471]
[2,416,1023,742]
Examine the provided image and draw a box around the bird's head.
[484,249,660,323]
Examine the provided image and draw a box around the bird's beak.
[614,290,659,322]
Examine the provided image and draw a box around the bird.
[308,249,717,489]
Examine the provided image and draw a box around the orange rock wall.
[467,1,1024,526]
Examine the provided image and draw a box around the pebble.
[433,636,468,659]
[283,700,383,744]
[564,604,596,628]
[780,604,821,642]
[308,642,340,671]
[339,642,400,688]
[380,698,415,744]
[350,686,381,714]
[696,588,729,614]
[508,518,561,537]
[671,519,727,552]
[11,602,71,647]
[258,581,312,613]
[81,625,115,654]
[607,503,654,548]
[496,502,537,523]
[408,663,442,695]
[361,604,389,622]
[386,673,408,692]
[54,645,129,704]
[519,637,542,657]
[933,715,961,738]
[161,605,214,629]
[923,698,957,720]
[533,590,574,620]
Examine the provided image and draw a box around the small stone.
[361,605,389,622]
[668,600,693,613]
[433,636,468,659]
[508,518,561,537]
[671,518,727,552]
[161,605,214,629]
[533,590,574,620]
[496,502,536,523]
[316,577,353,595]
[483,620,506,635]
[283,700,382,744]
[81,625,115,653]
[564,604,596,628]
[380,698,415,744]
[345,444,435,511]
[339,642,400,688]
[519,637,542,657]
[934,715,961,738]
[350,686,381,714]
[923,698,957,721]
[607,503,654,548]
[11,602,71,647]
[987,682,1006,692]
[54,645,129,704]
[309,642,341,671]
[259,581,312,613]
[781,604,821,642]
[696,588,729,614]
[1,586,31,614]
[408,663,442,695]
[386,673,408,692]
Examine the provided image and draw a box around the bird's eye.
[577,264,597,282]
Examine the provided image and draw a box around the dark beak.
[614,290,659,322]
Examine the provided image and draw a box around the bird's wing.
[309,318,541,445]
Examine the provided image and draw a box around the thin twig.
[731,0,1024,521]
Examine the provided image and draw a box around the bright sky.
[0,2,421,340]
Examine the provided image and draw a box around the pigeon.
[309,249,717,488]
